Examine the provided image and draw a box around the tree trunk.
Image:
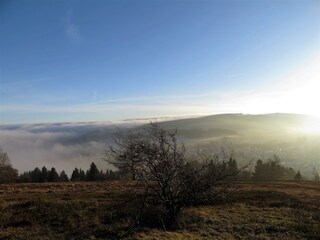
[166,205,179,230]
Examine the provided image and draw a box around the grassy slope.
[0,181,319,240]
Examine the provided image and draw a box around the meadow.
[0,181,319,240]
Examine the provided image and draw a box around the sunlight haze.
[1,2,320,238]
[1,0,320,124]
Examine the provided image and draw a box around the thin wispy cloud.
[2,53,320,123]
[2,78,320,124]
[64,10,81,43]
[66,23,80,43]
[1,78,49,86]
[94,93,221,105]
[225,73,247,79]
[0,89,296,123]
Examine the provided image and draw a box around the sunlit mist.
[301,116,320,134]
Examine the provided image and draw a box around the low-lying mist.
[0,122,129,175]
[1,113,320,177]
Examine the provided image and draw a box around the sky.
[1,0,320,124]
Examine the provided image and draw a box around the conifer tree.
[71,168,80,181]
[59,171,69,182]
[48,167,60,182]
[227,158,239,180]
[295,170,302,181]
[18,172,31,183]
[79,169,86,181]
[313,168,320,182]
[86,162,100,181]
[40,166,48,182]
[31,167,42,182]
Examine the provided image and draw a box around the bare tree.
[106,123,243,228]
[0,149,10,168]
[0,149,18,183]
[107,130,147,180]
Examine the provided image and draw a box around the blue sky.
[1,0,320,124]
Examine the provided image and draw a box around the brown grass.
[0,181,319,239]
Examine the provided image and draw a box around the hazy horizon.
[0,111,319,126]
[1,112,320,175]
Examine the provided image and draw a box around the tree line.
[1,146,319,184]
[0,150,121,184]
[204,155,308,182]
[17,162,120,183]
[252,155,303,181]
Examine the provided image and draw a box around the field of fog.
[0,122,125,174]
[1,113,320,175]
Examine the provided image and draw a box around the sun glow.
[267,55,320,118]
[301,117,320,134]
[284,79,320,117]
[232,55,320,118]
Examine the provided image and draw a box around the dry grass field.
[0,181,319,240]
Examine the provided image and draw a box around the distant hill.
[148,113,320,173]
[157,113,313,142]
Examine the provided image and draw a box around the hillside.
[156,113,320,173]
[159,113,310,140]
